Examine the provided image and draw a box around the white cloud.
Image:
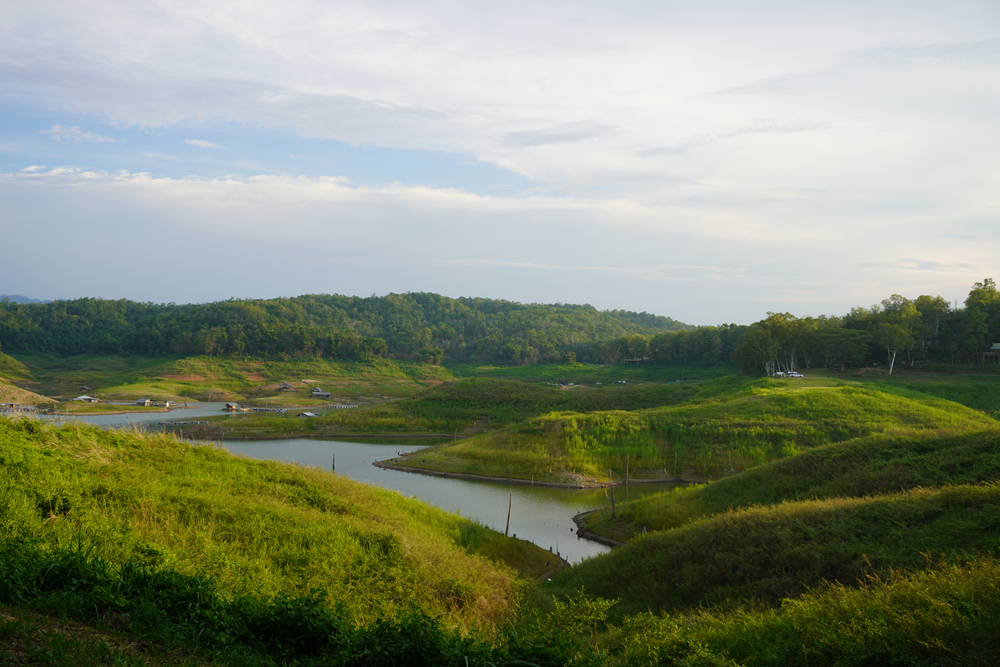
[21,165,45,172]
[0,169,992,323]
[41,125,115,143]
[2,1,999,319]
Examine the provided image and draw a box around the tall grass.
[610,556,1000,666]
[0,418,547,631]
[547,483,1000,619]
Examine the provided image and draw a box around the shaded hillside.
[547,484,1000,619]
[583,427,1000,540]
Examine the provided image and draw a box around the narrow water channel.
[223,438,679,564]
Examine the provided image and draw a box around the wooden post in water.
[505,494,512,537]
[332,454,335,471]
[609,469,616,519]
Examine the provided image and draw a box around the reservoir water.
[223,438,678,564]
[38,402,236,427]
[33,404,679,564]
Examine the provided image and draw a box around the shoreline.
[190,431,459,441]
[372,460,699,490]
[572,509,627,548]
[47,408,171,416]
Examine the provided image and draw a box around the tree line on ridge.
[0,281,996,371]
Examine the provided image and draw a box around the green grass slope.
[390,381,994,485]
[8,353,454,403]
[0,418,549,631]
[447,361,735,383]
[585,427,1000,541]
[613,557,1000,666]
[546,483,1000,620]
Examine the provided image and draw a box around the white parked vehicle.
[787,371,804,378]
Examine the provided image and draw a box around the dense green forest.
[1,279,997,371]
[0,293,689,365]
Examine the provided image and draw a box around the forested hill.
[0,293,690,363]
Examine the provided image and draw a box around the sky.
[1,0,998,325]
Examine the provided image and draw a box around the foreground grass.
[391,380,994,485]
[547,483,1000,620]
[584,427,1000,541]
[0,604,211,667]
[609,556,1000,666]
[0,418,549,630]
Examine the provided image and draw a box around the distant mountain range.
[0,295,51,304]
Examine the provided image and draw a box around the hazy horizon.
[2,1,997,325]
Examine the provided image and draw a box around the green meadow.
[386,377,994,484]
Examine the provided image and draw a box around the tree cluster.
[733,280,1000,375]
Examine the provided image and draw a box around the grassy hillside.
[0,353,32,382]
[851,369,1000,417]
[0,377,55,406]
[447,362,734,383]
[170,376,739,441]
[583,427,1000,541]
[8,353,454,403]
[387,380,994,485]
[546,484,1000,620]
[0,418,550,630]
[611,556,1000,666]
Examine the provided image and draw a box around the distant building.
[310,388,332,398]
[135,398,152,406]
[225,402,241,411]
[1,402,21,410]
[79,386,90,392]
[74,395,99,403]
[985,343,1000,364]
[298,411,317,418]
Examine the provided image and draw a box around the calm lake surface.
[223,438,679,564]
[38,402,234,427]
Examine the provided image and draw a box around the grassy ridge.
[584,428,1000,540]
[0,353,32,382]
[446,362,734,383]
[393,381,994,484]
[612,556,1000,666]
[397,377,742,425]
[855,374,1000,417]
[546,484,1000,619]
[0,418,549,630]
[8,353,454,402]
